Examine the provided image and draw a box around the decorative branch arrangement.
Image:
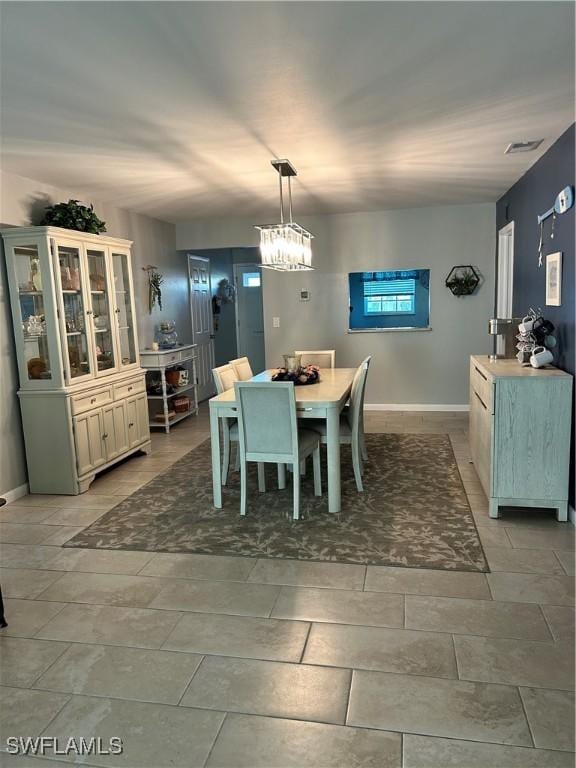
[142,265,163,313]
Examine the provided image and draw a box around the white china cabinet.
[1,226,151,494]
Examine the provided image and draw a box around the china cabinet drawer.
[71,387,112,415]
[469,360,494,414]
[114,376,145,401]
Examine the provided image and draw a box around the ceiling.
[1,2,574,223]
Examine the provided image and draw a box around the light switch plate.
[273,317,280,328]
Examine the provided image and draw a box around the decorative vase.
[283,353,302,373]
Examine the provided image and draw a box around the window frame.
[242,272,262,288]
[348,269,431,333]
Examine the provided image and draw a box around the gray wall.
[0,170,182,497]
[177,203,495,405]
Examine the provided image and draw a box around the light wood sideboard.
[469,355,573,521]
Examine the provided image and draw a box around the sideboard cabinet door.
[74,410,106,475]
[135,393,149,445]
[102,402,129,461]
[469,387,493,496]
[493,378,572,501]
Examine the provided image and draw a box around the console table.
[140,344,198,433]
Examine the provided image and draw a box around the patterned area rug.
[67,433,487,571]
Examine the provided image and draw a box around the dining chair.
[230,356,253,380]
[212,364,240,484]
[294,349,336,368]
[307,356,371,492]
[234,381,322,520]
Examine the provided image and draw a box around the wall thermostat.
[300,289,310,302]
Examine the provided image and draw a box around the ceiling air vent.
[505,140,544,154]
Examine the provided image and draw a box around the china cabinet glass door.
[86,248,117,375]
[112,251,137,368]
[56,243,93,381]
[14,244,53,382]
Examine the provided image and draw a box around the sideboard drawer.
[71,387,113,415]
[469,385,493,496]
[114,376,145,401]
[470,360,494,414]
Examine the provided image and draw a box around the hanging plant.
[41,199,106,234]
[445,265,480,297]
[143,265,163,313]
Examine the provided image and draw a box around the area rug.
[66,433,488,572]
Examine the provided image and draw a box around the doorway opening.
[234,262,265,374]
[187,248,265,399]
[188,254,214,402]
[496,222,515,356]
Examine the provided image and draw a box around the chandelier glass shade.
[257,223,313,271]
[256,159,314,271]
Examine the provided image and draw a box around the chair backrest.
[213,363,238,394]
[234,381,299,462]
[230,357,253,381]
[294,349,336,368]
[347,356,371,437]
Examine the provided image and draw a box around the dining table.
[208,367,357,514]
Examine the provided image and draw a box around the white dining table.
[208,368,356,514]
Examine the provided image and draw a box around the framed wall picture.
[546,252,562,306]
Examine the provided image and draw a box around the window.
[242,272,261,288]
[348,269,430,332]
[363,278,415,315]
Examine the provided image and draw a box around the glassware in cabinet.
[56,243,92,380]
[112,251,137,367]
[14,244,52,381]
[86,248,117,373]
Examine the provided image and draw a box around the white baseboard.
[0,482,29,505]
[365,403,469,412]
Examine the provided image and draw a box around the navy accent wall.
[496,123,575,508]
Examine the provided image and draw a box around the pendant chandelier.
[256,159,314,271]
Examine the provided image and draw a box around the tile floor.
[0,407,574,767]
